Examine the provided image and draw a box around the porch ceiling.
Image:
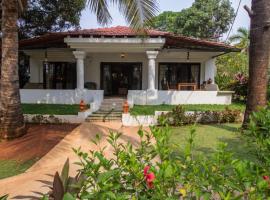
[64,37,166,53]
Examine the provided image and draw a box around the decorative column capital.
[73,51,86,59]
[146,51,159,59]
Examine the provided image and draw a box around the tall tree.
[18,0,86,39]
[0,0,159,139]
[0,0,26,139]
[150,0,235,39]
[243,1,270,125]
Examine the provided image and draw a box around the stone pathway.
[0,122,146,199]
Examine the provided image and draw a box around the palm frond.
[113,0,159,29]
[87,0,112,25]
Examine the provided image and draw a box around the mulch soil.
[0,124,79,162]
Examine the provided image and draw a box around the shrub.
[229,73,248,102]
[245,103,270,166]
[158,105,241,126]
[157,105,197,126]
[200,107,241,124]
[43,126,270,199]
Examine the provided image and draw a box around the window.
[43,62,76,89]
[159,63,200,90]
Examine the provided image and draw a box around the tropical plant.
[0,0,26,139]
[243,1,270,125]
[43,125,270,199]
[216,51,248,91]
[229,27,249,52]
[245,103,270,166]
[229,73,249,102]
[0,195,8,200]
[0,0,159,139]
[150,0,235,39]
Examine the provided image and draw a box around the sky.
[80,0,251,40]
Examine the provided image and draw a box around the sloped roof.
[20,26,239,52]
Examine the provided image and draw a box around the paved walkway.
[0,122,147,199]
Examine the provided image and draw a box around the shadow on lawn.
[208,123,240,133]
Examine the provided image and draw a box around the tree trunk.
[243,0,270,126]
[0,0,25,139]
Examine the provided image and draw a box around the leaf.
[0,195,8,200]
[40,195,49,200]
[52,172,64,200]
[61,158,70,192]
[63,193,76,200]
[164,164,173,178]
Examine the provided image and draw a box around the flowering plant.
[43,118,270,199]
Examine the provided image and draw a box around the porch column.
[205,58,216,83]
[73,51,86,89]
[146,51,159,90]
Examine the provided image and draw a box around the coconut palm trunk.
[243,0,270,126]
[0,0,25,139]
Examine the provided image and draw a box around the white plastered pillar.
[205,58,216,83]
[146,51,159,90]
[73,51,86,89]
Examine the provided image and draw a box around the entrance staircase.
[86,97,125,122]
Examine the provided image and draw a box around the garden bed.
[0,123,78,179]
[130,103,245,116]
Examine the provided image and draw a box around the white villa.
[20,26,238,110]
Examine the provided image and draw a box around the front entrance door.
[101,62,142,96]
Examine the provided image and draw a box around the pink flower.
[146,172,155,182]
[143,166,155,189]
[263,175,269,180]
[144,166,150,176]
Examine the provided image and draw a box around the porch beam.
[146,51,159,90]
[73,51,86,90]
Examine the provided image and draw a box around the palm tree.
[0,0,26,139]
[229,27,249,52]
[243,1,270,126]
[0,0,159,139]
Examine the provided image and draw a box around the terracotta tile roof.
[19,26,239,52]
[66,26,168,37]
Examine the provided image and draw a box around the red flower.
[143,166,155,189]
[144,166,150,176]
[263,176,269,180]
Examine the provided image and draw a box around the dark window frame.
[158,62,201,90]
[43,61,77,89]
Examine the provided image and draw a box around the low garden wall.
[20,89,104,112]
[24,107,93,124]
[127,90,234,106]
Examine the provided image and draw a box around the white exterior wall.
[26,49,217,90]
[20,89,104,111]
[127,90,233,105]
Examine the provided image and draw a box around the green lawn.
[0,159,37,179]
[130,103,245,116]
[169,123,256,161]
[22,104,80,115]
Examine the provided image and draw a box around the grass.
[169,123,256,161]
[22,104,80,115]
[130,103,245,116]
[0,159,37,179]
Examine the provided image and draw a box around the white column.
[146,51,159,90]
[73,51,86,89]
[205,58,216,83]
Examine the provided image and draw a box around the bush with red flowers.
[42,107,270,199]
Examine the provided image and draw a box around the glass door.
[101,63,142,96]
